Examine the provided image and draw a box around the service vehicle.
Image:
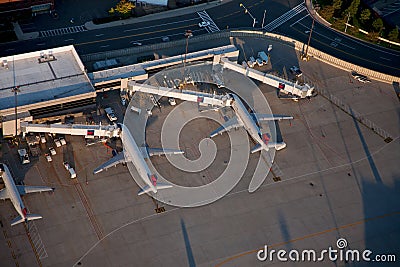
[18,149,30,164]
[49,147,56,156]
[104,107,118,122]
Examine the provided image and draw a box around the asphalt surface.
[0,0,399,77]
[0,35,399,267]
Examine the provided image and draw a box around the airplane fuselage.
[0,164,27,220]
[120,124,157,193]
[230,94,268,151]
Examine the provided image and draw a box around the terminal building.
[0,44,239,137]
[0,45,96,136]
[0,42,312,137]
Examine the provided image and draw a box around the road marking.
[36,43,46,46]
[64,38,74,42]
[40,25,87,37]
[75,23,199,46]
[100,45,110,48]
[264,3,306,31]
[126,29,204,44]
[290,13,309,27]
[123,18,198,32]
[379,57,391,61]
[197,10,220,32]
[95,34,104,37]
[298,21,356,50]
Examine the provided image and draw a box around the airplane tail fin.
[11,214,42,226]
[137,183,173,196]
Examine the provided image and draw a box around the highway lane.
[0,0,288,56]
[0,0,399,76]
[273,11,400,76]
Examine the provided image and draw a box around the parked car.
[256,57,263,67]
[161,36,170,42]
[45,153,52,162]
[198,21,210,27]
[40,134,46,144]
[356,76,370,83]
[54,138,61,147]
[131,41,142,46]
[63,162,70,171]
[49,147,56,156]
[247,56,256,68]
[352,73,371,83]
[59,137,66,146]
[168,98,176,106]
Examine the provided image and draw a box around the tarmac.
[0,35,399,267]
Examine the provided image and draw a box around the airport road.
[0,0,399,76]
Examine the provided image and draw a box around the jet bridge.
[128,82,233,107]
[220,58,315,99]
[20,122,121,138]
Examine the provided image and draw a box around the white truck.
[257,51,269,64]
[63,162,77,179]
[18,149,30,164]
[247,56,256,68]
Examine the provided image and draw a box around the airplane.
[0,163,54,226]
[129,82,293,153]
[210,93,293,153]
[93,123,184,195]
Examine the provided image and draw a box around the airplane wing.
[253,114,293,121]
[0,188,9,200]
[146,148,184,157]
[93,152,126,174]
[16,185,54,196]
[210,116,241,137]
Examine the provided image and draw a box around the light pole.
[239,3,257,28]
[302,18,315,61]
[181,30,193,90]
[11,86,20,137]
[11,57,20,138]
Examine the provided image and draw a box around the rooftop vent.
[38,51,56,63]
[2,60,8,69]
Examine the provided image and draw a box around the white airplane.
[0,163,54,226]
[130,83,293,153]
[93,124,183,195]
[210,93,293,152]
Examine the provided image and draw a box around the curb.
[85,0,226,30]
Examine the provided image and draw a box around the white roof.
[0,45,94,113]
